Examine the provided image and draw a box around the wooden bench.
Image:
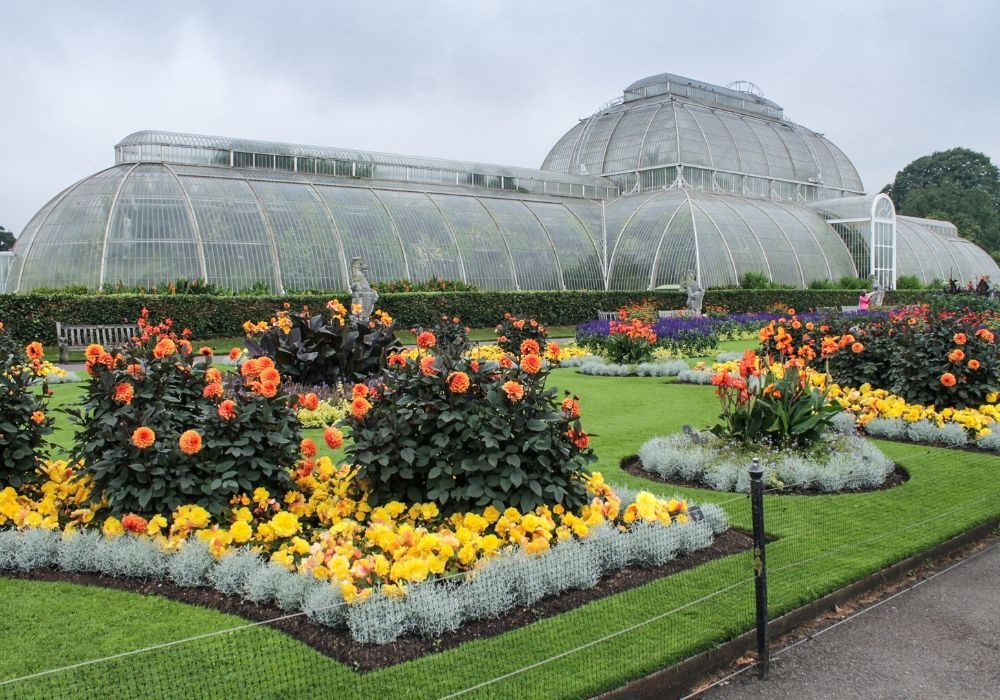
[840,305,861,313]
[597,311,618,321]
[56,323,140,353]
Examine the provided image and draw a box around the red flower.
[302,392,319,411]
[300,438,317,457]
[121,514,149,534]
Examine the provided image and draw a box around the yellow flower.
[268,511,301,538]
[102,516,124,538]
[229,520,253,543]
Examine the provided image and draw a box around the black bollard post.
[749,457,769,679]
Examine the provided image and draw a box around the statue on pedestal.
[350,257,379,321]
[868,274,885,308]
[683,269,705,315]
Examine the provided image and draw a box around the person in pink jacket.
[858,289,871,310]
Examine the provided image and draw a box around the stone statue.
[57,336,70,364]
[868,275,885,308]
[350,257,379,321]
[684,270,705,315]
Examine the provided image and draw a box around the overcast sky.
[2,0,998,234]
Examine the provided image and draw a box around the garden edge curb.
[599,516,1000,700]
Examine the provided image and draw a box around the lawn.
[3,367,999,698]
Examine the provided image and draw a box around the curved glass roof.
[541,73,864,197]
[11,163,605,293]
[895,215,1000,285]
[603,188,857,290]
[116,130,618,200]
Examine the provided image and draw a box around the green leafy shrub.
[411,316,471,362]
[894,275,925,290]
[69,311,298,517]
[244,300,399,385]
[495,313,549,355]
[837,276,868,290]
[600,319,659,364]
[740,272,772,289]
[374,277,479,293]
[345,331,596,513]
[0,337,54,488]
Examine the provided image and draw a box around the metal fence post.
[749,457,769,679]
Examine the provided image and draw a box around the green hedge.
[0,290,933,344]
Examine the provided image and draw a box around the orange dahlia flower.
[153,338,177,359]
[561,397,581,419]
[940,373,957,387]
[205,367,222,384]
[387,353,407,367]
[218,399,237,421]
[324,426,344,450]
[300,438,317,457]
[179,429,202,455]
[85,343,104,360]
[520,354,542,374]
[203,383,223,400]
[199,346,213,356]
[302,392,319,411]
[851,342,864,354]
[131,426,156,449]
[352,383,370,399]
[953,333,967,345]
[228,347,242,361]
[447,371,470,393]
[975,328,995,343]
[25,342,43,362]
[121,514,149,534]
[968,359,981,370]
[352,396,372,420]
[112,382,134,404]
[416,331,437,349]
[31,410,46,425]
[257,380,278,398]
[948,349,965,363]
[502,380,524,401]
[519,339,540,356]
[420,356,438,376]
[260,367,281,385]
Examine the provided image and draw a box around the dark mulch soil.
[620,455,909,496]
[4,530,751,672]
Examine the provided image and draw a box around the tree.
[0,227,14,252]
[882,148,1000,257]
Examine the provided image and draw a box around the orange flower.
[352,396,372,420]
[566,428,589,450]
[470,359,480,372]
[948,349,965,363]
[502,380,524,401]
[520,339,540,356]
[546,342,561,359]
[513,320,525,330]
[420,356,438,376]
[121,514,148,534]
[25,342,44,362]
[302,392,319,411]
[131,426,156,449]
[228,347,242,361]
[257,380,278,398]
[907,317,917,326]
[498,355,515,369]
[153,338,177,359]
[113,382,135,404]
[203,383,223,400]
[260,367,281,385]
[300,438,317,457]
[416,331,437,349]
[561,397,581,419]
[323,426,344,450]
[940,372,957,387]
[447,371,470,393]
[520,354,542,374]
[179,429,202,455]
[205,367,222,384]
[387,353,407,367]
[798,345,817,361]
[241,358,260,379]
[178,339,192,355]
[976,328,995,343]
[199,346,213,356]
[31,410,46,425]
[85,343,104,360]
[352,383,370,399]
[967,359,981,370]
[126,363,144,379]
[787,308,796,315]
[953,333,967,345]
[218,399,237,421]
[851,342,864,354]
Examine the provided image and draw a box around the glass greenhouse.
[8,72,998,293]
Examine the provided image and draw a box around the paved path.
[703,541,1000,699]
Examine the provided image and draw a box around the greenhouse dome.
[6,72,998,293]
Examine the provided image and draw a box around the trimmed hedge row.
[0,290,932,343]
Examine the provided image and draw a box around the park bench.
[597,311,618,321]
[840,305,861,313]
[55,322,140,360]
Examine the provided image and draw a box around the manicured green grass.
[5,370,999,698]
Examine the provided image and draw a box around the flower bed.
[573,357,689,377]
[0,460,727,645]
[633,432,896,493]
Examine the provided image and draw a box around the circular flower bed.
[633,431,897,493]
